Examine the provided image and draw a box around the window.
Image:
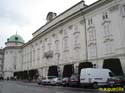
[74,24,78,32]
[55,40,59,51]
[63,29,67,35]
[103,12,108,20]
[74,32,80,46]
[48,43,52,50]
[42,46,45,58]
[63,37,68,49]
[74,48,80,60]
[88,29,96,41]
[33,49,35,61]
[37,48,40,61]
[88,44,97,58]
[105,41,112,54]
[63,51,69,62]
[88,18,93,25]
[104,23,110,36]
[40,40,42,43]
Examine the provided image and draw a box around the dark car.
[107,76,125,87]
[69,74,80,87]
[119,76,125,87]
[62,77,70,87]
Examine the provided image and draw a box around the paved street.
[0,80,106,93]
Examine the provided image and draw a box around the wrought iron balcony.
[44,51,53,58]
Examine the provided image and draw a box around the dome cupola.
[7,34,24,43]
[5,34,25,47]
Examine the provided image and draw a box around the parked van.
[80,68,114,88]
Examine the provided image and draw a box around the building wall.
[20,0,125,77]
[3,0,125,78]
[0,49,4,77]
[22,16,86,77]
[3,47,22,79]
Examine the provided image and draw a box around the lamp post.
[27,63,29,80]
[57,53,60,77]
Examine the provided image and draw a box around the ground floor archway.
[78,62,93,74]
[63,64,74,78]
[48,65,58,77]
[103,58,123,76]
[14,69,38,80]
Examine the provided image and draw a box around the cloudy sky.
[0,0,97,48]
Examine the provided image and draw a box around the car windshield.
[70,75,78,79]
[109,72,115,77]
[63,77,69,80]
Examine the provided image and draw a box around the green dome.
[8,34,25,43]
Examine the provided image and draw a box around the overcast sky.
[0,0,97,48]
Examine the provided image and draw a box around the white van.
[80,68,114,88]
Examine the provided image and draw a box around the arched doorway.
[78,62,93,74]
[63,64,74,78]
[29,69,38,80]
[103,58,123,76]
[48,65,58,77]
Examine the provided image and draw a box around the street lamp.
[27,63,30,80]
[57,53,60,77]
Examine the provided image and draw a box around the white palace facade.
[2,0,125,79]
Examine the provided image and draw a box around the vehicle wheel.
[63,85,66,87]
[110,83,114,87]
[93,82,98,89]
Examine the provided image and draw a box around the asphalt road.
[0,80,107,93]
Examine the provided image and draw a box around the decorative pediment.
[103,37,114,43]
[88,42,96,47]
[87,25,95,31]
[102,20,111,25]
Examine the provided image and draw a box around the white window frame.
[88,44,96,58]
[63,37,68,49]
[88,28,96,41]
[103,23,111,37]
[55,40,59,52]
[105,41,112,54]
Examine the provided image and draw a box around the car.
[80,68,114,88]
[42,76,56,85]
[50,77,62,86]
[107,76,125,87]
[69,74,80,87]
[62,77,70,87]
[119,76,125,87]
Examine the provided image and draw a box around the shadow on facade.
[14,69,38,80]
[103,58,123,76]
[78,62,93,75]
[63,64,74,78]
[29,69,38,80]
[48,65,58,77]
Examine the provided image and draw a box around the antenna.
[16,31,18,35]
